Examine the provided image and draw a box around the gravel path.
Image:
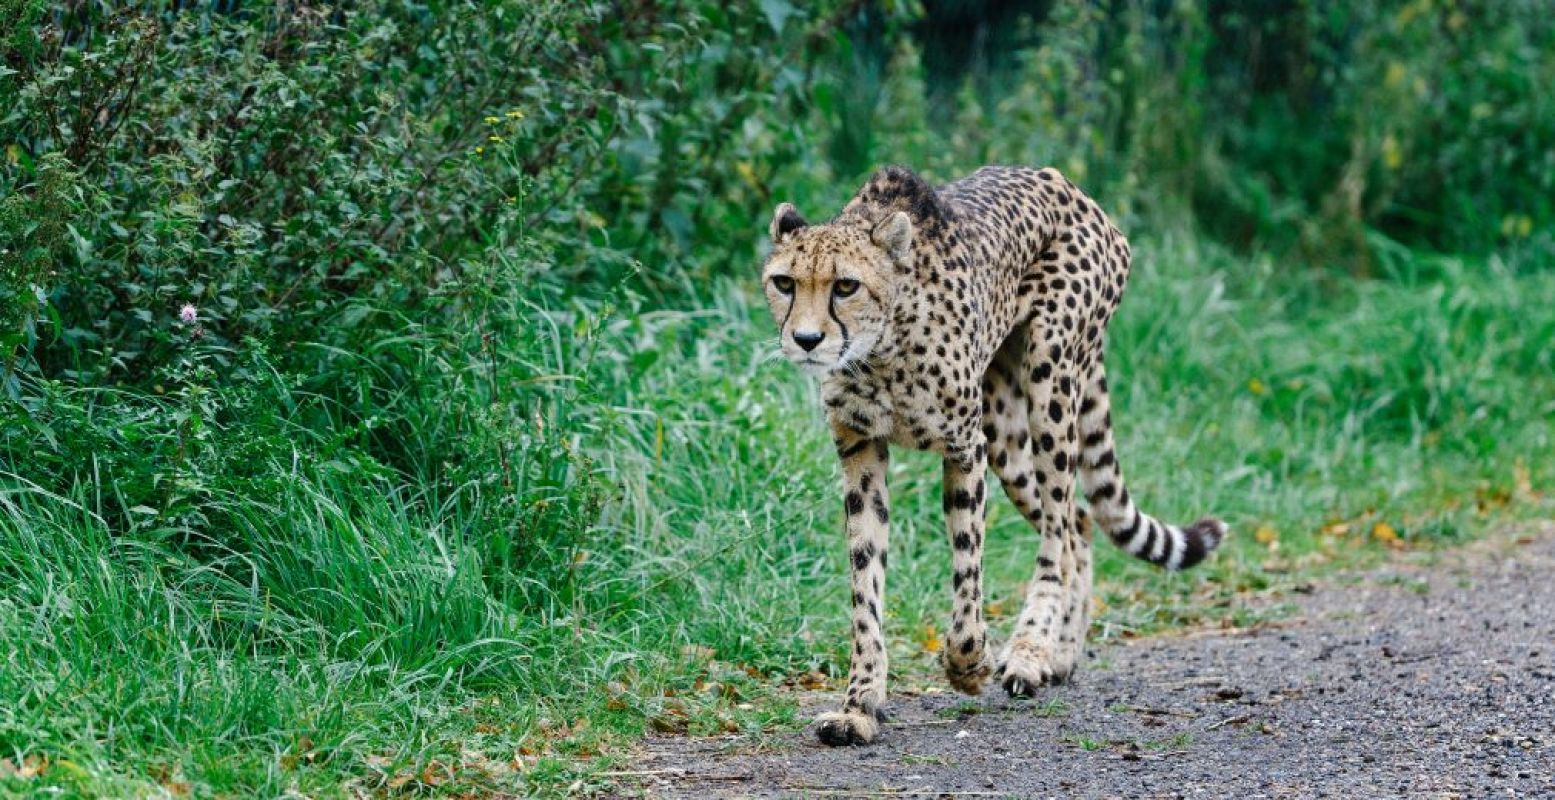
[625,524,1555,798]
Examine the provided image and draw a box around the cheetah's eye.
[770,275,795,294]
[833,279,860,298]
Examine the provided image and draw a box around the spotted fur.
[761,165,1227,746]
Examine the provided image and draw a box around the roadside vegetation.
[2,1,1551,795]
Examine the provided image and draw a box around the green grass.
[3,235,1553,796]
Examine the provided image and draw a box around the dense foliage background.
[2,0,1551,795]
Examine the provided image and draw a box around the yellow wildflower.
[735,161,758,187]
[1384,63,1407,90]
[1381,135,1403,170]
[1500,214,1534,239]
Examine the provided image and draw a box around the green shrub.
[820,1,1554,267]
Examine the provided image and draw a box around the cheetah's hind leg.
[1050,505,1094,682]
[980,344,1071,696]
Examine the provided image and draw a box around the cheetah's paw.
[998,643,1072,697]
[943,650,995,695]
[814,708,882,746]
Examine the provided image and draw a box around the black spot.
[846,491,865,516]
[852,542,875,570]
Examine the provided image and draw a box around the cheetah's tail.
[1075,369,1226,570]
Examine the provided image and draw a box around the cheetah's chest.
[822,352,982,457]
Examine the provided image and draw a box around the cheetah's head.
[761,203,912,377]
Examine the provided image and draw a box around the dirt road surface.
[626,524,1555,798]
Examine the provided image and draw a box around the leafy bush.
[822,0,1554,267]
[0,0,842,581]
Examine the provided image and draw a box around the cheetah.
[760,165,1226,746]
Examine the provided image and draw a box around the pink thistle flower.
[180,304,198,324]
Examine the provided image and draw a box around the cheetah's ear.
[871,211,913,264]
[769,202,808,242]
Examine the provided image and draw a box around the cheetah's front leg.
[815,430,891,746]
[942,438,995,694]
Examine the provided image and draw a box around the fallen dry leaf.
[648,707,689,734]
[1371,521,1403,548]
[1513,459,1536,499]
[917,622,943,654]
[796,669,830,690]
[0,756,44,780]
[681,644,715,662]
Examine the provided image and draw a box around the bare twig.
[1206,714,1252,731]
[598,768,750,780]
[783,790,1006,798]
[1122,749,1193,761]
[1150,675,1226,690]
[1112,704,1197,717]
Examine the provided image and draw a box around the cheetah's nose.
[793,331,825,352]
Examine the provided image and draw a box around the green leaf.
[759,0,796,34]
